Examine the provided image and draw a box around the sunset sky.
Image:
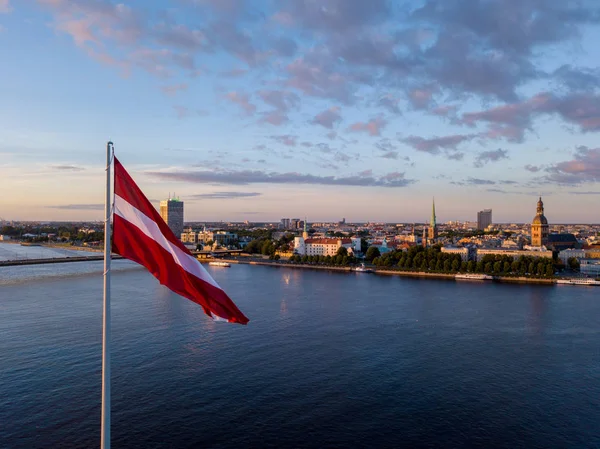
[1,0,600,223]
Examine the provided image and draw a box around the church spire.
[431,198,436,229]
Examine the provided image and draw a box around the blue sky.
[1,0,600,223]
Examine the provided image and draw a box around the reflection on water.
[0,242,98,262]
[2,264,600,449]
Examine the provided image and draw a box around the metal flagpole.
[101,141,114,449]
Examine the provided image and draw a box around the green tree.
[545,263,554,277]
[567,257,580,271]
[452,259,461,272]
[365,246,381,262]
[484,262,493,274]
[336,246,349,257]
[503,261,511,274]
[467,261,475,272]
[360,238,369,254]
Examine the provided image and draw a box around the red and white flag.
[111,157,249,324]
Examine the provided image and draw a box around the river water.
[1,257,600,448]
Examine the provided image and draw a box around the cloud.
[258,90,299,111]
[553,65,600,92]
[569,191,600,195]
[173,105,207,119]
[0,0,12,14]
[190,191,262,199]
[446,152,464,161]
[161,83,188,95]
[457,177,496,186]
[50,164,85,171]
[224,91,256,115]
[407,85,438,109]
[474,149,509,167]
[348,117,387,136]
[46,204,104,210]
[460,92,600,143]
[524,164,542,172]
[257,90,299,126]
[269,135,297,147]
[147,168,415,187]
[545,146,600,185]
[402,134,473,154]
[311,106,342,129]
[379,94,401,114]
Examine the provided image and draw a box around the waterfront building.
[441,246,472,262]
[0,235,11,241]
[531,197,549,247]
[580,259,600,277]
[197,230,238,246]
[475,248,552,262]
[180,230,198,244]
[477,209,492,231]
[558,248,600,265]
[294,236,361,256]
[160,198,184,238]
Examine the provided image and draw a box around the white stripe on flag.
[114,194,221,290]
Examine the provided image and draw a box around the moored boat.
[556,278,600,286]
[455,273,493,281]
[208,261,231,267]
[353,263,373,273]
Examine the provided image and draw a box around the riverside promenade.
[213,258,556,285]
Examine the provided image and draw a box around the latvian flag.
[111,157,249,324]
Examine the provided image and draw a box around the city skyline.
[1,1,600,222]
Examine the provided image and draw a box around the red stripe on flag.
[111,157,249,325]
[114,157,188,254]
[113,215,249,324]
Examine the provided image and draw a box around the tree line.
[373,245,556,277]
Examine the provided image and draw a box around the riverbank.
[212,258,558,285]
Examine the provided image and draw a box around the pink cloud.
[225,91,256,115]
[0,0,12,14]
[348,117,387,136]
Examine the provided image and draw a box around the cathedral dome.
[532,214,548,225]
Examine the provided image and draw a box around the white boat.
[208,261,230,267]
[556,278,600,286]
[353,263,373,273]
[455,273,493,281]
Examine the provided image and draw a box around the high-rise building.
[281,218,290,229]
[160,198,184,238]
[477,209,492,231]
[531,197,549,247]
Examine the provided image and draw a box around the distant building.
[441,246,473,262]
[429,198,438,242]
[557,248,586,265]
[546,233,578,252]
[477,209,492,231]
[180,230,198,244]
[476,248,552,262]
[280,218,290,229]
[0,235,11,241]
[160,198,184,238]
[294,236,361,257]
[580,259,600,277]
[531,197,549,247]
